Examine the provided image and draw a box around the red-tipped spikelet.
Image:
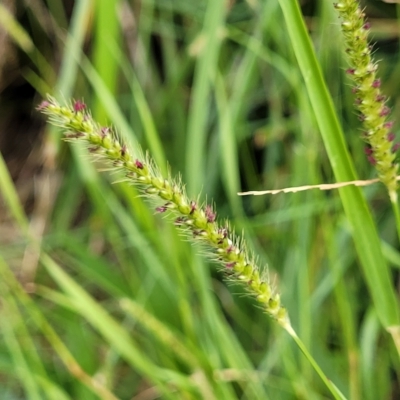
[38,97,289,325]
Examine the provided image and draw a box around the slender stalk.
[39,97,346,399]
[284,324,347,400]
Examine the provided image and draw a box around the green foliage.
[1,1,400,399]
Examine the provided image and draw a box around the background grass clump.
[1,0,400,399]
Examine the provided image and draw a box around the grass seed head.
[39,96,289,325]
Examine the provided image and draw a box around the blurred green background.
[1,0,400,399]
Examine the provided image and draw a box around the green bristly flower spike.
[334,0,399,202]
[38,97,289,326]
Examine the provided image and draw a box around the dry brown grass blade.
[238,176,400,196]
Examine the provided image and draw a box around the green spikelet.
[334,0,399,200]
[38,97,289,325]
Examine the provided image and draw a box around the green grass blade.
[104,41,168,171]
[0,299,42,400]
[0,4,33,52]
[0,256,121,400]
[51,0,93,153]
[215,72,241,214]
[55,0,92,97]
[0,153,29,233]
[91,0,120,124]
[120,298,201,369]
[39,253,198,398]
[277,1,400,334]
[35,376,72,400]
[185,0,227,196]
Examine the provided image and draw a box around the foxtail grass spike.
[334,1,399,201]
[38,97,289,326]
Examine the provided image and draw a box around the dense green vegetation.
[1,1,400,399]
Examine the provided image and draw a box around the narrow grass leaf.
[0,153,29,233]
[120,298,201,370]
[278,0,400,334]
[40,253,198,397]
[1,321,42,400]
[104,40,167,172]
[55,0,93,98]
[0,4,33,52]
[0,256,121,400]
[215,73,242,215]
[92,0,121,124]
[185,0,227,196]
